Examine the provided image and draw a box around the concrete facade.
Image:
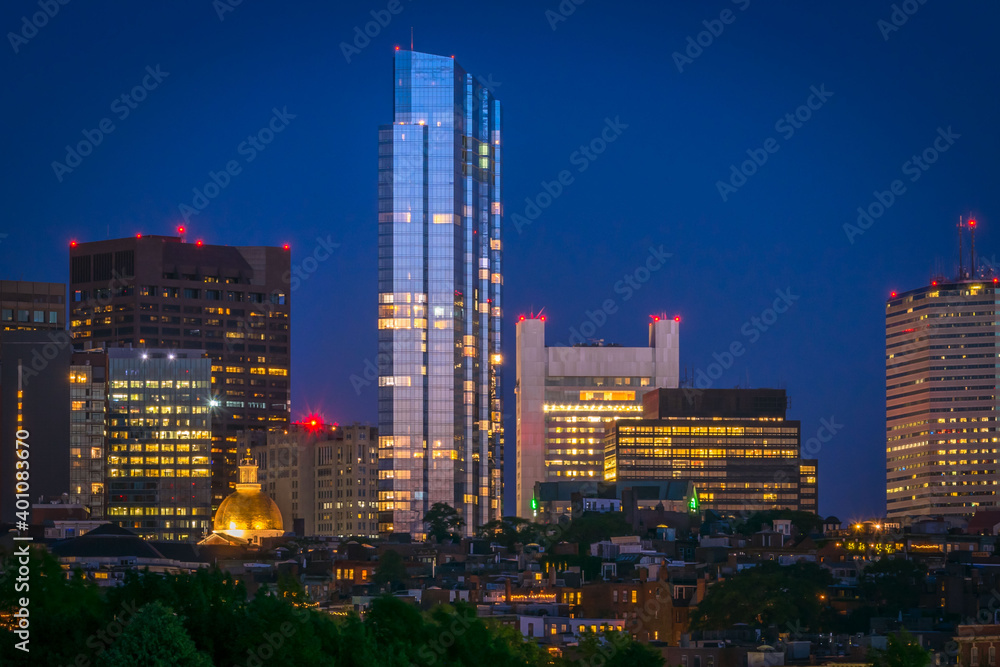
[515,318,679,518]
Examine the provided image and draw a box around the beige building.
[515,317,679,518]
[251,422,378,538]
[886,278,1000,522]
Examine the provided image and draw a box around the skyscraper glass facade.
[106,348,213,541]
[377,50,503,537]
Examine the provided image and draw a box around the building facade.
[377,49,503,537]
[69,349,109,519]
[252,422,378,538]
[0,280,65,333]
[0,332,72,522]
[515,317,680,518]
[69,235,291,508]
[886,278,1000,521]
[603,388,818,515]
[106,348,213,541]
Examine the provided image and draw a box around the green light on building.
[688,491,699,512]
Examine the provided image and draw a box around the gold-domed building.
[208,452,284,545]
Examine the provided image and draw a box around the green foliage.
[374,549,408,590]
[424,502,465,543]
[0,554,664,666]
[690,561,834,633]
[555,511,634,554]
[478,516,546,550]
[96,601,212,667]
[859,558,927,615]
[575,630,665,667]
[736,510,823,536]
[868,629,931,667]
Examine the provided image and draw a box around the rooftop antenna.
[410,27,413,51]
[958,216,964,280]
[970,216,978,278]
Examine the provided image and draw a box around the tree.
[478,516,545,550]
[424,502,464,543]
[96,601,212,667]
[374,549,408,591]
[868,629,931,667]
[575,629,665,667]
[859,559,926,615]
[690,561,834,634]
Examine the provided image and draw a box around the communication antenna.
[958,216,964,280]
[970,217,978,278]
[410,27,413,51]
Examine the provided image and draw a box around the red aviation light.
[519,315,525,322]
[177,225,186,234]
[674,316,681,322]
[283,244,290,250]
[970,219,977,228]
[195,239,203,247]
[651,316,660,322]
[931,280,938,286]
[70,240,77,247]
[890,291,897,298]
[540,316,546,321]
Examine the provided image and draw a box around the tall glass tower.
[377,50,503,538]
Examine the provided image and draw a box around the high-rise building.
[515,317,680,518]
[0,332,72,523]
[69,235,291,508]
[251,422,378,538]
[106,348,213,541]
[376,50,503,537]
[0,280,65,334]
[886,276,1000,522]
[603,388,818,515]
[69,349,108,519]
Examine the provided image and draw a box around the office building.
[69,349,109,519]
[603,388,818,515]
[886,276,1000,521]
[69,234,291,508]
[0,280,65,334]
[106,348,213,541]
[251,422,378,538]
[515,317,680,518]
[377,49,503,537]
[0,332,72,522]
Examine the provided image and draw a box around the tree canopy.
[424,502,465,543]
[690,561,834,634]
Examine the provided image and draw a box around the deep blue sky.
[4,0,999,521]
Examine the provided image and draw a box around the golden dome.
[212,452,283,533]
[213,488,284,532]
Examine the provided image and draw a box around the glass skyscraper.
[377,50,503,537]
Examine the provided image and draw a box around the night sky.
[4,0,999,521]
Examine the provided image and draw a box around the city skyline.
[5,1,1000,521]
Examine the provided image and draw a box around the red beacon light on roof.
[177,225,186,235]
[540,315,546,321]
[970,219,977,227]
[70,240,77,247]
[674,315,681,322]
[890,291,897,298]
[136,233,142,239]
[651,315,660,322]
[283,243,290,250]
[519,315,525,322]
[195,239,203,247]
[931,280,938,286]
